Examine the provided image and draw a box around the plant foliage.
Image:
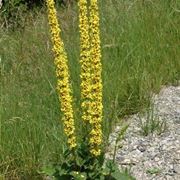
[0,0,74,28]
[40,141,135,180]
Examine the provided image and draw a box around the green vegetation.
[0,0,179,179]
[146,167,161,175]
[139,106,167,136]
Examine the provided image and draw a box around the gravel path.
[106,85,180,180]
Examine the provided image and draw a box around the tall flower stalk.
[78,0,92,124]
[89,0,103,156]
[78,0,103,156]
[46,0,76,149]
[44,2,134,179]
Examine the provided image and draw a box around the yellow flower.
[78,0,92,123]
[46,0,76,149]
[90,148,101,157]
[88,0,103,156]
[46,0,103,156]
[78,0,103,156]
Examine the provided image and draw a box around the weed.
[139,106,167,136]
[112,123,129,163]
[146,167,161,175]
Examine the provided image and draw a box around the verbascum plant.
[46,0,76,149]
[44,1,135,179]
[78,0,92,124]
[89,0,103,156]
[78,0,103,156]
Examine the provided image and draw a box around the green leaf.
[111,170,136,180]
[56,167,68,176]
[146,167,161,175]
[99,175,105,180]
[76,156,86,166]
[105,161,135,180]
[102,166,110,176]
[105,159,116,172]
[111,171,135,180]
[70,171,87,180]
[40,166,56,176]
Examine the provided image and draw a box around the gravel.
[106,85,180,180]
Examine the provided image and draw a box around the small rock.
[174,164,180,174]
[137,145,146,152]
[106,85,180,180]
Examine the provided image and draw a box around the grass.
[0,0,180,178]
[146,167,161,175]
[138,106,167,136]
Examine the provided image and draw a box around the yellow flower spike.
[46,0,76,149]
[78,0,92,123]
[89,0,103,156]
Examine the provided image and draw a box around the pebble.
[106,85,180,180]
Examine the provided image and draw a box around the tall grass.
[0,0,179,178]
